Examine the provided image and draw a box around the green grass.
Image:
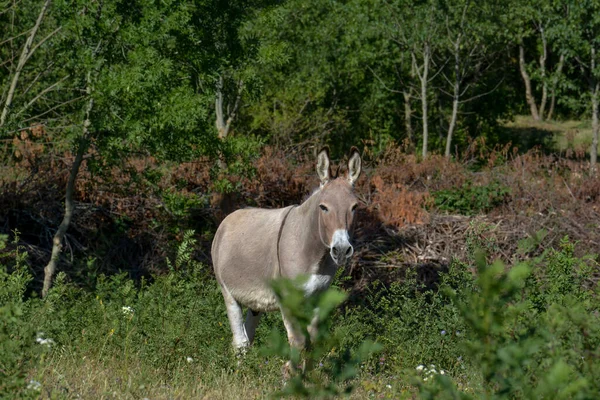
[503,115,596,153]
[3,229,600,399]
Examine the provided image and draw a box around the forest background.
[1,0,600,398]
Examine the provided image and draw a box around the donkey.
[211,147,362,353]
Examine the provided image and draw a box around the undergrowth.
[1,226,599,398]
[433,180,511,215]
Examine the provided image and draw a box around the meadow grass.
[3,229,599,399]
[503,115,595,152]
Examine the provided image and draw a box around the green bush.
[433,181,510,215]
[38,231,233,374]
[1,226,597,398]
[263,276,382,398]
[419,241,599,399]
[0,231,41,399]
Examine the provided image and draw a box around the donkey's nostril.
[345,246,354,258]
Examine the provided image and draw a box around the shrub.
[433,181,510,215]
[356,264,470,377]
[419,241,600,399]
[263,276,382,398]
[0,231,40,399]
[38,230,233,374]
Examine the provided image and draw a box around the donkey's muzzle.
[331,243,354,265]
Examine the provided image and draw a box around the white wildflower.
[27,380,42,391]
[386,384,392,389]
[35,333,55,348]
[186,356,194,363]
[122,306,134,316]
[417,363,449,381]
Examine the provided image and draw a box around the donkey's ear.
[316,147,331,185]
[347,147,361,185]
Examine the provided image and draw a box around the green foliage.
[264,277,382,398]
[39,230,234,373]
[355,264,469,378]
[0,231,40,399]
[166,229,198,271]
[433,181,511,215]
[162,191,205,219]
[465,220,502,262]
[213,134,266,194]
[1,219,599,398]
[419,243,599,399]
[0,230,31,304]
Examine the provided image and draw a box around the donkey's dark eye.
[319,204,329,212]
[351,204,358,212]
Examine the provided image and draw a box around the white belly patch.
[303,274,333,296]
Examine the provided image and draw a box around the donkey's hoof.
[233,344,250,360]
[282,360,293,381]
[281,359,306,380]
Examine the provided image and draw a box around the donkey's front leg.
[221,286,250,353]
[281,309,307,379]
[281,310,306,349]
[307,307,319,344]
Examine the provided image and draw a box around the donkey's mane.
[303,186,322,203]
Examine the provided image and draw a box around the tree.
[0,0,65,132]
[242,0,359,148]
[554,0,600,172]
[506,0,567,121]
[40,0,235,296]
[438,0,504,158]
[369,0,444,158]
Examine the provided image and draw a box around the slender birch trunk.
[591,85,598,174]
[538,26,548,120]
[213,74,243,218]
[546,53,564,121]
[0,0,52,127]
[215,75,243,141]
[42,79,92,298]
[445,36,461,158]
[403,89,414,152]
[519,45,540,121]
[591,49,599,174]
[418,43,430,158]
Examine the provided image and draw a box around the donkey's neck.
[287,188,329,267]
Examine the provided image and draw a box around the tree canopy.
[2,0,599,163]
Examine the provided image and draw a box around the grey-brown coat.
[211,147,362,350]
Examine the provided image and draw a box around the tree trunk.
[519,45,540,121]
[419,43,430,158]
[215,75,227,140]
[538,26,548,120]
[42,82,92,298]
[215,75,243,141]
[591,83,599,174]
[0,0,52,128]
[403,89,414,152]
[546,53,564,121]
[445,37,461,158]
[212,75,243,219]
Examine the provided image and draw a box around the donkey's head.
[315,147,362,265]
